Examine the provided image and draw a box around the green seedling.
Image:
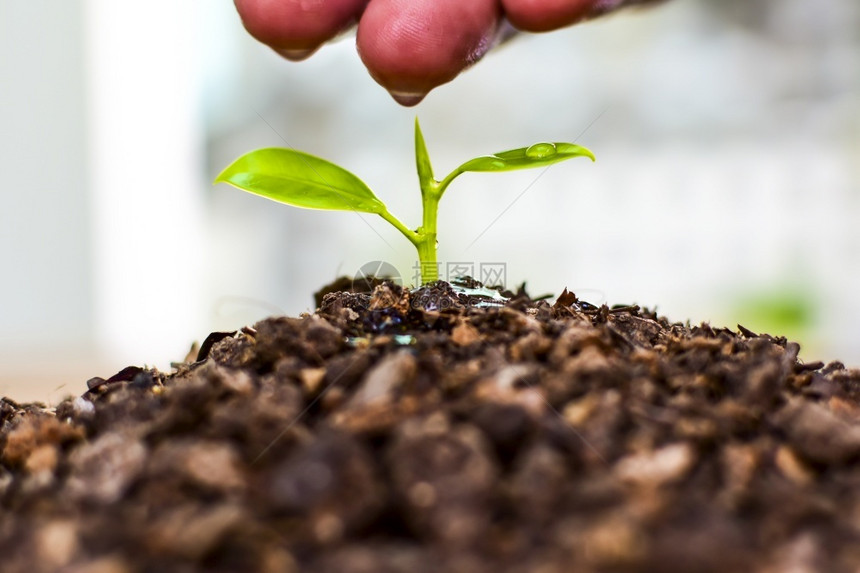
[216,118,594,284]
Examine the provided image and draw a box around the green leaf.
[414,117,435,191]
[454,142,595,174]
[215,147,387,214]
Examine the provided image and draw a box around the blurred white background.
[1,0,858,402]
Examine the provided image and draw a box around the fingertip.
[235,0,368,54]
[501,0,594,32]
[357,0,501,101]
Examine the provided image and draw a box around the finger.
[356,0,502,106]
[501,0,595,32]
[234,0,369,61]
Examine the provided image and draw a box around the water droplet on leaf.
[525,143,557,159]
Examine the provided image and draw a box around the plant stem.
[416,196,439,283]
[435,169,461,200]
[379,209,419,246]
[379,207,438,283]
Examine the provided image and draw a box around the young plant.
[216,119,594,284]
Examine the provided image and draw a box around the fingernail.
[276,48,316,61]
[389,91,427,107]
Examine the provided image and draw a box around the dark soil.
[3,280,860,572]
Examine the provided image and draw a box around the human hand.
[235,0,661,106]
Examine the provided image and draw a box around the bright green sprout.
[215,118,595,284]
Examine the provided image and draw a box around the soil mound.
[2,281,860,572]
